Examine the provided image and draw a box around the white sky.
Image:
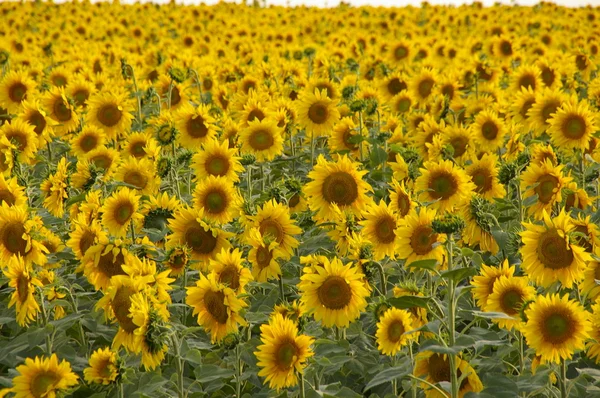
[147,0,600,6]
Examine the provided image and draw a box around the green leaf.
[388,296,430,309]
[369,146,388,168]
[440,267,478,283]
[364,364,410,391]
[470,310,515,320]
[522,193,538,207]
[193,365,235,383]
[65,193,86,207]
[490,227,509,251]
[406,259,438,271]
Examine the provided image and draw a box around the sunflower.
[396,207,446,268]
[296,88,340,138]
[486,275,536,331]
[521,210,590,289]
[121,254,174,304]
[83,347,120,385]
[96,276,146,351]
[70,125,106,157]
[40,157,69,218]
[186,272,247,343]
[157,75,187,111]
[174,103,217,150]
[392,283,429,332]
[18,99,55,147]
[122,131,159,160]
[410,68,438,105]
[86,90,134,141]
[390,90,416,115]
[523,293,591,364]
[101,187,143,238]
[359,200,399,260]
[0,203,47,266]
[0,173,26,207]
[298,257,369,328]
[0,118,38,163]
[11,354,78,398]
[413,352,483,398]
[510,64,542,92]
[326,204,361,257]
[548,99,597,151]
[255,313,314,391]
[209,248,253,295]
[329,117,363,158]
[414,160,474,213]
[527,88,567,136]
[581,261,600,301]
[465,153,506,200]
[520,159,570,219]
[272,300,304,323]
[82,239,128,291]
[165,246,190,277]
[471,260,515,311]
[570,214,600,254]
[239,118,284,162]
[67,215,106,260]
[86,146,120,180]
[247,227,286,283]
[43,86,79,135]
[130,293,170,370]
[114,157,160,195]
[389,40,413,65]
[390,153,409,182]
[439,124,475,163]
[249,199,301,259]
[5,255,42,327]
[380,73,408,100]
[238,91,269,126]
[192,138,244,182]
[305,154,372,222]
[166,206,232,266]
[67,76,96,109]
[471,110,506,152]
[509,86,536,125]
[564,181,592,212]
[375,307,414,356]
[460,195,500,254]
[141,191,180,234]
[0,70,35,113]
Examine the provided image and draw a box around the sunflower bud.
[519,299,535,323]
[349,99,367,113]
[342,85,357,100]
[432,213,465,235]
[498,161,518,185]
[0,50,9,66]
[155,124,177,146]
[221,333,240,350]
[120,59,133,80]
[241,154,255,166]
[372,299,390,321]
[168,67,187,84]
[156,157,172,178]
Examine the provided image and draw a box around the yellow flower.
[0,70,35,113]
[520,159,571,219]
[193,176,241,225]
[305,154,373,222]
[192,138,244,182]
[208,247,253,295]
[84,347,119,385]
[247,227,285,283]
[239,118,284,162]
[298,256,369,328]
[174,103,217,150]
[523,293,591,364]
[375,307,414,356]
[0,118,38,163]
[549,98,597,151]
[70,125,106,157]
[249,199,301,259]
[486,275,536,331]
[0,203,47,266]
[0,173,26,208]
[5,255,42,327]
[186,272,247,343]
[86,90,134,141]
[255,313,314,391]
[296,88,340,138]
[520,210,590,289]
[101,187,143,238]
[471,260,515,311]
[114,157,160,195]
[40,157,69,218]
[359,200,399,260]
[465,153,506,201]
[396,207,446,268]
[11,354,78,398]
[414,160,474,213]
[130,293,170,370]
[413,352,483,398]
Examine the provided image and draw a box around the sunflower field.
[4,1,600,397]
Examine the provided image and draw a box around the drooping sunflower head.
[5,254,42,327]
[83,347,120,385]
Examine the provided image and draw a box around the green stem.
[278,275,285,302]
[130,219,136,243]
[260,163,265,192]
[171,334,185,398]
[119,382,125,398]
[518,331,525,375]
[409,344,417,398]
[560,359,568,398]
[310,133,315,166]
[515,182,523,225]
[47,142,52,163]
[236,344,243,398]
[153,91,162,115]
[580,150,586,189]
[38,287,53,354]
[372,261,387,296]
[62,287,86,348]
[129,65,143,125]
[299,372,306,398]
[446,236,458,398]
[167,80,174,110]
[246,166,252,201]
